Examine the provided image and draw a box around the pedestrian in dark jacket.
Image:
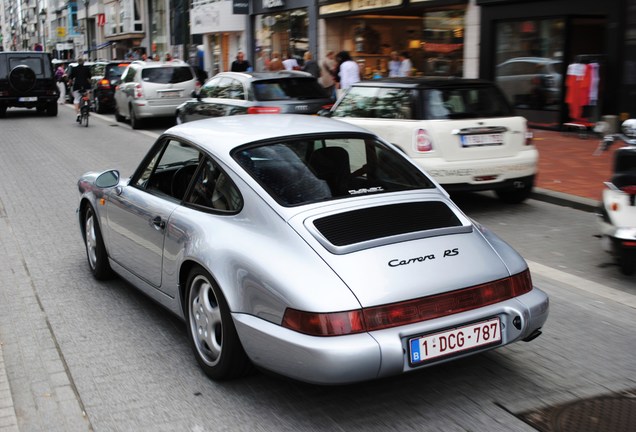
[301,51,320,78]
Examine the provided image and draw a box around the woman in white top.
[398,51,413,77]
[388,51,401,77]
[336,51,360,91]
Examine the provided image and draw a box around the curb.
[531,187,600,213]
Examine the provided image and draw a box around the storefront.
[190,0,247,76]
[250,0,318,71]
[477,0,629,130]
[317,0,470,79]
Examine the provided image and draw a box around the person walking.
[268,52,284,71]
[301,51,320,78]
[231,51,252,72]
[336,51,360,95]
[282,52,299,70]
[55,65,67,104]
[319,51,337,98]
[67,58,92,122]
[398,51,413,77]
[388,51,401,77]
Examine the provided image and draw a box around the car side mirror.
[317,109,332,117]
[95,170,120,188]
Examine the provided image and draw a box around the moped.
[596,119,636,275]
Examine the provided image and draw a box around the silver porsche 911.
[77,114,549,385]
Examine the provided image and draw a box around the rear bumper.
[0,95,58,108]
[232,287,549,385]
[443,175,535,193]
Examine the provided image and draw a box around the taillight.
[98,78,110,89]
[282,269,533,336]
[134,83,143,99]
[415,128,433,152]
[322,103,334,110]
[525,131,533,146]
[621,185,636,195]
[281,309,365,336]
[247,106,282,114]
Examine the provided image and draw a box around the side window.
[122,67,136,83]
[200,77,221,97]
[216,78,234,99]
[132,139,202,200]
[228,79,245,100]
[185,158,242,212]
[375,88,414,119]
[331,87,378,118]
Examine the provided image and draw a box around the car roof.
[349,77,497,89]
[215,70,313,80]
[165,114,375,155]
[130,60,190,68]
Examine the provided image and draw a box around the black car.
[0,51,59,117]
[175,71,334,124]
[90,60,131,113]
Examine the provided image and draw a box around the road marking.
[527,260,636,308]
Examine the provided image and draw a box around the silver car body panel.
[78,115,549,384]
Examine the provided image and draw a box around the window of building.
[254,8,308,71]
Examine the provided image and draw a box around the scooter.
[595,119,636,275]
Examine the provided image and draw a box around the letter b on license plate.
[409,318,501,365]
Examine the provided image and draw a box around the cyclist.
[68,58,92,123]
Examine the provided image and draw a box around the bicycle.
[79,90,91,127]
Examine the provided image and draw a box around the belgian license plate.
[409,318,501,365]
[19,96,38,102]
[461,133,504,147]
[161,91,180,98]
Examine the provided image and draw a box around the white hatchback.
[114,60,199,129]
[329,78,538,203]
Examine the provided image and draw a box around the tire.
[47,102,58,117]
[94,95,104,114]
[619,249,636,276]
[0,105,6,118]
[114,104,125,122]
[130,106,142,129]
[8,65,37,92]
[83,205,113,280]
[83,111,89,127]
[185,267,252,380]
[495,179,534,204]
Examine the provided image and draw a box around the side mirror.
[95,170,120,188]
[317,109,332,117]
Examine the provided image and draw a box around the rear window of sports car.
[233,135,435,206]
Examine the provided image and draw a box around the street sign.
[57,27,66,37]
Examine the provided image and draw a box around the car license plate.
[461,133,504,147]
[161,91,180,98]
[19,96,38,102]
[409,317,501,365]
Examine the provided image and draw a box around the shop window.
[494,18,565,113]
[254,8,308,70]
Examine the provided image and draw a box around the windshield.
[252,78,329,101]
[141,66,194,84]
[233,135,434,206]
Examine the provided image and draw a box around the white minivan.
[114,60,199,129]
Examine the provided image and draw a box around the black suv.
[0,51,59,117]
[90,60,130,113]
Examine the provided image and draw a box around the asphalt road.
[0,106,634,432]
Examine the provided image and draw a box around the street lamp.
[39,9,47,51]
[84,0,89,58]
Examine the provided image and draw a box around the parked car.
[326,77,538,203]
[90,60,131,113]
[114,59,199,129]
[0,51,59,117]
[77,114,548,384]
[495,57,563,109]
[175,71,334,124]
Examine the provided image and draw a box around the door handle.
[152,216,165,230]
